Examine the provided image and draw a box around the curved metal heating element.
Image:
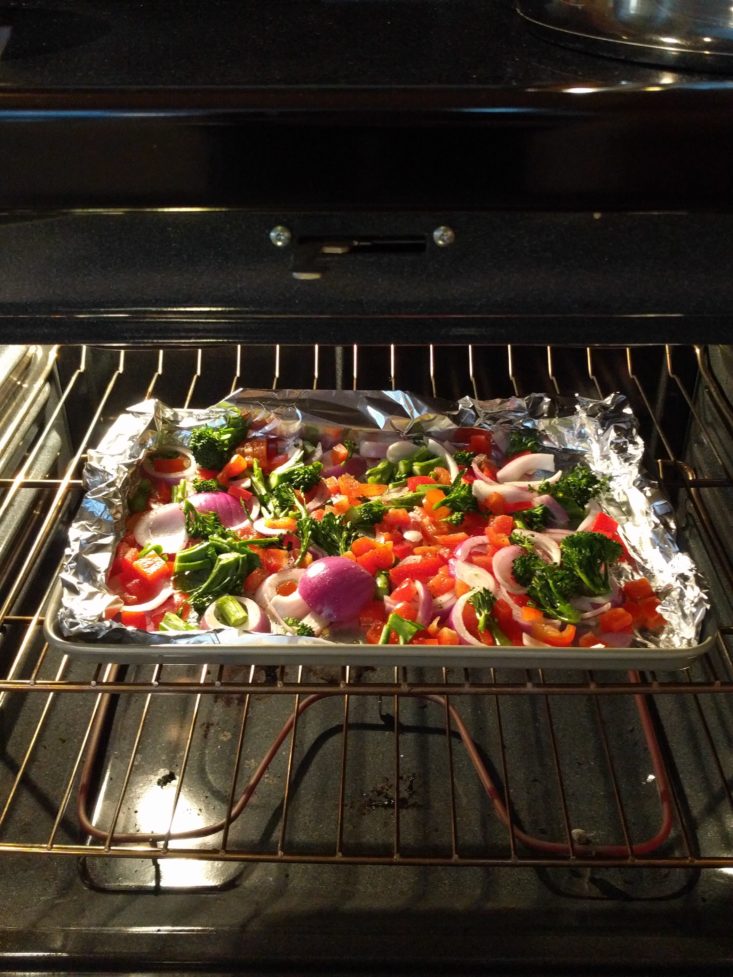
[76,678,673,859]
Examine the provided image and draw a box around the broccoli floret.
[183,499,226,540]
[514,504,551,531]
[343,439,358,459]
[441,475,479,515]
[365,459,396,484]
[192,477,223,494]
[526,564,581,624]
[348,500,387,529]
[511,551,545,587]
[559,531,623,596]
[539,464,608,522]
[444,511,465,526]
[507,428,541,456]
[189,410,247,471]
[271,461,323,492]
[284,617,315,637]
[453,449,476,467]
[469,588,496,632]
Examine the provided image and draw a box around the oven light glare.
[659,36,680,44]
[565,86,597,94]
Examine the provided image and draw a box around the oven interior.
[0,340,731,971]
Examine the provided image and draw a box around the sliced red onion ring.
[449,591,484,646]
[573,593,613,611]
[533,493,569,527]
[269,447,304,479]
[578,601,612,620]
[491,545,526,594]
[414,580,433,626]
[133,503,188,554]
[577,504,601,532]
[203,596,271,633]
[256,568,309,624]
[426,438,459,482]
[545,528,573,539]
[228,476,251,491]
[188,491,248,530]
[121,585,174,614]
[472,480,535,505]
[305,481,330,512]
[454,534,489,562]
[403,529,423,544]
[522,633,552,648]
[252,516,289,536]
[454,559,497,594]
[433,590,457,615]
[141,448,197,485]
[497,452,556,484]
[471,457,497,485]
[513,529,561,565]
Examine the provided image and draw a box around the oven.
[1,2,733,974]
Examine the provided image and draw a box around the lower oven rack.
[0,342,732,875]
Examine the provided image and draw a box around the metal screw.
[269,225,292,248]
[432,225,455,247]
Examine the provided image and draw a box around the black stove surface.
[0,0,721,90]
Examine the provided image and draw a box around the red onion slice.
[522,633,552,648]
[454,559,497,594]
[426,438,459,481]
[387,441,418,463]
[472,480,535,505]
[359,440,390,459]
[403,529,423,544]
[471,457,497,485]
[133,503,188,554]
[188,491,248,530]
[305,481,330,512]
[202,596,271,633]
[578,601,612,621]
[414,580,433,626]
[252,516,289,536]
[497,452,556,484]
[433,590,457,615]
[256,568,309,625]
[298,557,375,623]
[514,530,561,565]
[577,504,601,532]
[141,448,197,485]
[533,493,569,527]
[492,545,527,594]
[454,534,489,562]
[449,591,484,647]
[120,585,174,614]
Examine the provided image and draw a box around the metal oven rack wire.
[0,342,732,874]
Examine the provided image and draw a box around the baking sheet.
[46,389,710,669]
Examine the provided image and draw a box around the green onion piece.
[158,612,196,632]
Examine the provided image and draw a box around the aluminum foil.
[57,389,708,649]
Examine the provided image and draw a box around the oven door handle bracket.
[289,234,427,280]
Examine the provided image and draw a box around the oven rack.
[0,342,731,872]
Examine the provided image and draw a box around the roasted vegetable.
[526,564,581,625]
[560,531,623,596]
[189,410,247,471]
[538,464,608,521]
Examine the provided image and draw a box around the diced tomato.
[244,566,269,592]
[149,481,172,506]
[351,536,376,557]
[520,605,544,623]
[241,438,269,466]
[486,514,514,548]
[389,554,446,587]
[365,622,385,644]
[338,473,366,500]
[357,542,395,575]
[110,541,139,581]
[460,603,494,645]
[493,598,524,645]
[260,548,290,574]
[120,608,149,629]
[428,570,456,597]
[131,553,171,586]
[411,636,440,645]
[432,466,451,486]
[454,579,472,597]
[637,596,667,631]
[423,488,450,521]
[598,607,634,633]
[359,600,387,626]
[228,483,254,502]
[218,453,249,484]
[590,512,630,560]
[623,577,654,602]
[484,492,506,516]
[324,476,340,496]
[393,601,418,621]
[332,442,351,466]
[391,579,418,603]
[268,453,290,470]
[265,517,297,532]
[437,627,459,645]
[503,500,534,514]
[579,632,606,648]
[407,475,436,491]
[461,512,488,536]
[392,541,415,561]
[469,552,495,573]
[381,508,411,529]
[197,468,220,481]
[530,620,577,647]
[469,432,492,455]
[152,453,188,474]
[277,579,298,596]
[433,532,469,548]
